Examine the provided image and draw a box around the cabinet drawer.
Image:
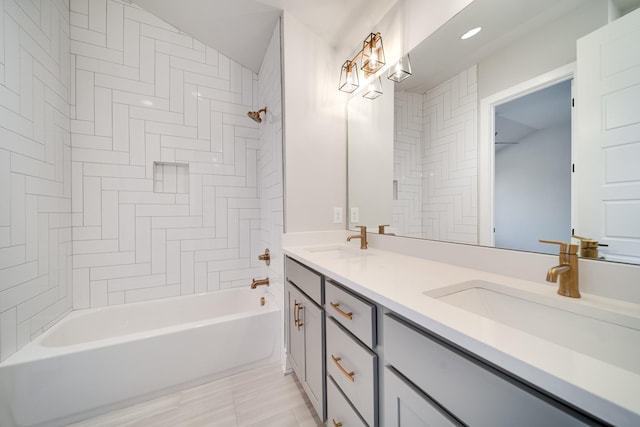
[384,314,594,427]
[326,280,376,348]
[327,375,367,427]
[327,318,377,426]
[384,366,461,427]
[285,256,323,304]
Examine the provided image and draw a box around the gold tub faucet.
[250,277,269,289]
[347,226,368,249]
[539,239,580,298]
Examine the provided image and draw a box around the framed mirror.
[347,0,640,263]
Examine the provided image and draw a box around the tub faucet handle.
[258,248,271,266]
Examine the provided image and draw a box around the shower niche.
[153,161,189,194]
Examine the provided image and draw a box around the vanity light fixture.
[387,54,412,83]
[338,32,386,94]
[361,32,385,75]
[339,60,359,93]
[362,76,383,99]
[461,26,482,40]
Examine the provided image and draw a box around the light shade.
[387,54,412,83]
[362,77,383,99]
[339,60,359,93]
[361,33,385,75]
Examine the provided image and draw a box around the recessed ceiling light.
[461,27,482,40]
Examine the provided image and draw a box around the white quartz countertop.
[283,236,640,426]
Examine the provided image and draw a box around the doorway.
[493,80,572,254]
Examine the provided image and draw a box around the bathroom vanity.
[283,234,640,426]
[285,257,325,419]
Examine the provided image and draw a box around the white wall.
[282,12,347,232]
[309,0,474,236]
[257,20,285,362]
[348,78,394,229]
[69,0,266,308]
[495,124,571,253]
[0,0,72,363]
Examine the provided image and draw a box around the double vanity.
[283,232,640,426]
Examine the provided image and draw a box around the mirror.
[347,0,640,263]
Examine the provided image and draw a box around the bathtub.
[0,288,280,427]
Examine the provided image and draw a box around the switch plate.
[333,207,343,223]
[350,207,359,223]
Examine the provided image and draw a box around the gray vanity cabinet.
[286,256,609,426]
[384,366,462,427]
[285,257,325,421]
[383,313,603,427]
[325,280,378,426]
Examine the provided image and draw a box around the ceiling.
[133,0,397,73]
[132,0,640,75]
[396,0,640,93]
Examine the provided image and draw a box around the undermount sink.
[304,245,371,259]
[424,281,640,375]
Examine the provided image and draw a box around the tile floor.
[69,363,323,427]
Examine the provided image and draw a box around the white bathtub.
[0,288,280,427]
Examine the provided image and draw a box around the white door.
[574,8,640,262]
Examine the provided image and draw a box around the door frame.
[478,63,576,247]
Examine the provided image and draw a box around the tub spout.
[251,277,269,289]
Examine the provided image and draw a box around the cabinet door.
[385,314,598,426]
[328,375,367,427]
[287,284,305,379]
[326,318,377,426]
[302,295,325,420]
[385,367,461,427]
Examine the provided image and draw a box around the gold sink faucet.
[539,239,580,298]
[378,224,395,236]
[572,235,607,259]
[347,226,368,249]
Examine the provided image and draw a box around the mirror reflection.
[347,0,640,263]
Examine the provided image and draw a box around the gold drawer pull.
[297,305,304,330]
[331,354,355,382]
[293,301,299,327]
[330,302,353,320]
[332,419,343,427]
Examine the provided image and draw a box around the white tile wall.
[0,0,72,363]
[393,67,478,244]
[393,91,423,238]
[69,0,281,309]
[0,0,283,364]
[423,65,478,244]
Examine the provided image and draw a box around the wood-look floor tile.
[179,377,234,404]
[70,363,322,427]
[292,403,323,427]
[68,394,181,427]
[234,381,306,426]
[245,409,300,427]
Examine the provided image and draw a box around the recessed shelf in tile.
[154,162,189,194]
